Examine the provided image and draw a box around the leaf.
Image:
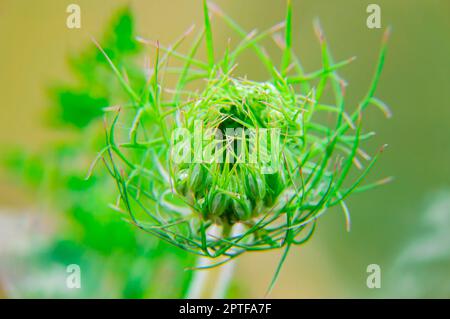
[55,89,108,128]
[203,0,215,69]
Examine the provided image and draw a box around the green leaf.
[56,90,108,128]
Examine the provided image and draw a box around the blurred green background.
[0,0,449,298]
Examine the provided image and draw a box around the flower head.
[97,1,391,271]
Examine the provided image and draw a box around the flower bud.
[232,197,253,221]
[244,171,266,201]
[206,190,230,218]
[174,169,189,195]
[264,172,285,206]
[188,164,205,194]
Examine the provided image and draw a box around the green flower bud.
[264,172,285,206]
[206,191,230,218]
[175,169,189,195]
[244,171,266,201]
[232,197,253,221]
[188,164,205,194]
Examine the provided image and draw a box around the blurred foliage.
[386,190,450,298]
[4,8,195,298]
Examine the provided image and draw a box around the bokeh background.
[0,0,449,298]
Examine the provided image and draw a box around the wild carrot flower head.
[93,0,391,275]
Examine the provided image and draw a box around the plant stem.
[185,224,243,298]
[185,255,214,298]
[212,258,237,298]
[185,225,220,298]
[212,223,243,298]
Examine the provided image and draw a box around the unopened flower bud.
[232,197,253,221]
[188,164,205,194]
[175,169,189,195]
[245,171,266,201]
[207,191,230,218]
